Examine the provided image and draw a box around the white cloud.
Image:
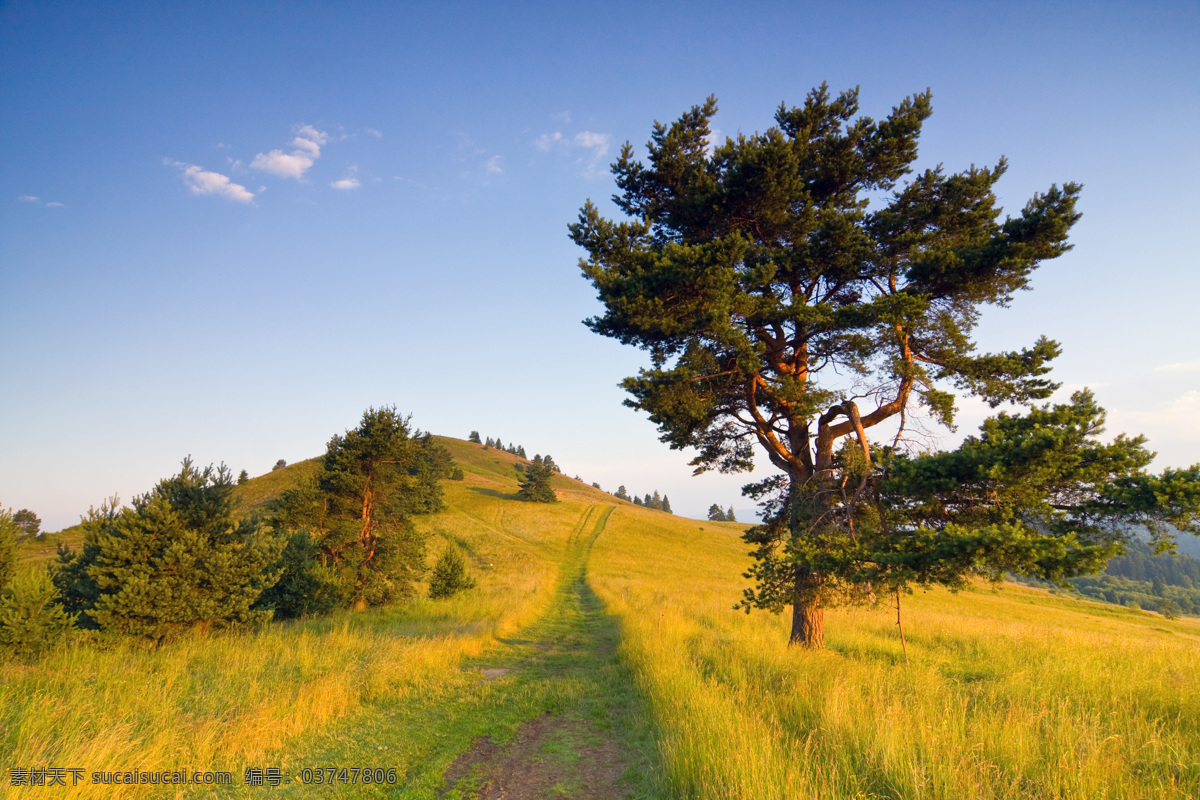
[17,195,38,202]
[534,129,615,175]
[536,131,563,151]
[365,128,383,138]
[251,124,328,179]
[251,149,314,179]
[1153,360,1200,373]
[331,178,361,190]
[552,111,571,124]
[575,131,611,156]
[45,201,65,208]
[485,155,503,175]
[169,160,255,203]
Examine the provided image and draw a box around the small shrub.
[429,545,477,600]
[450,467,465,481]
[273,459,287,471]
[0,571,76,656]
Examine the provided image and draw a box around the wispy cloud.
[552,111,571,124]
[1153,360,1200,373]
[534,128,614,176]
[18,194,66,207]
[331,177,360,190]
[485,155,503,175]
[167,160,255,203]
[365,128,383,139]
[536,131,564,151]
[251,125,329,179]
[575,131,611,157]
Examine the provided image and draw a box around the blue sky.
[2,0,1198,530]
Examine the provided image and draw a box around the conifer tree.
[270,407,453,609]
[0,571,76,655]
[0,507,17,590]
[54,460,284,639]
[517,445,527,458]
[252,529,343,619]
[651,491,663,510]
[13,509,40,538]
[517,460,558,503]
[428,544,477,599]
[468,431,482,444]
[572,86,1198,647]
[708,504,727,522]
[727,506,737,523]
[633,496,644,506]
[615,485,630,501]
[237,470,249,485]
[662,496,672,514]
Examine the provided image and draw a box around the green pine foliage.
[727,506,737,523]
[252,529,343,619]
[662,495,672,514]
[0,507,16,590]
[428,544,477,599]
[517,461,558,503]
[468,431,481,444]
[53,460,285,639]
[269,407,454,610]
[708,504,727,522]
[0,571,76,656]
[237,470,249,485]
[13,509,40,538]
[573,86,1200,647]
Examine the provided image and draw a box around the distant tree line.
[1014,537,1200,617]
[707,505,737,522]
[467,431,557,469]
[611,486,671,514]
[1,407,478,656]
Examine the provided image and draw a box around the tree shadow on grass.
[469,486,522,502]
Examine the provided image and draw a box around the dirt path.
[439,505,648,799]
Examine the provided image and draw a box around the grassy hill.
[5,437,1199,798]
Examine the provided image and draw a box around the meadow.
[4,437,1198,798]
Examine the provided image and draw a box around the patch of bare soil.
[442,712,626,799]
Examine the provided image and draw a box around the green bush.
[0,571,76,656]
[428,545,476,600]
[254,529,344,619]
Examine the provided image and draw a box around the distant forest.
[1016,537,1200,617]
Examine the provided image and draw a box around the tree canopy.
[53,460,283,639]
[269,406,453,610]
[518,459,558,503]
[571,85,1200,647]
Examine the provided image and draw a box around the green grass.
[5,435,1199,798]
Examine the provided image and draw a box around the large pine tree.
[270,406,453,610]
[572,86,1199,647]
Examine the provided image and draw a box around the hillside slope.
[4,436,1199,799]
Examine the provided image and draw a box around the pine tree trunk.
[789,568,825,648]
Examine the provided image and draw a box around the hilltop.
[5,435,1199,798]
